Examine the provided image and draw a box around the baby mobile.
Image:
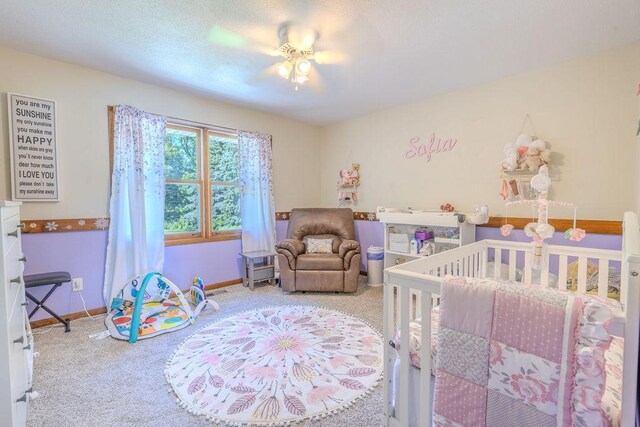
[499,115,586,269]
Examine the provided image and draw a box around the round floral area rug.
[165,305,383,426]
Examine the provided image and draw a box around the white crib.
[383,212,640,427]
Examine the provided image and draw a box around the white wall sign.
[8,93,59,201]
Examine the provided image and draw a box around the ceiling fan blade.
[279,22,319,51]
[315,15,384,59]
[246,63,281,86]
[208,26,280,57]
[311,50,349,65]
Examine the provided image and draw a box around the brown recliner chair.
[276,208,361,293]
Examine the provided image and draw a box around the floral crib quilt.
[433,276,618,427]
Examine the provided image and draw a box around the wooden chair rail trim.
[20,214,623,235]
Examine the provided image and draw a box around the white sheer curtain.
[103,105,167,306]
[238,131,276,253]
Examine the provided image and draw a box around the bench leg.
[26,284,71,332]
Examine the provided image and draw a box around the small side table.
[240,250,277,291]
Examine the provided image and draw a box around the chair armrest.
[339,239,361,258]
[276,239,305,258]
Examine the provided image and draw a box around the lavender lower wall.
[23,221,621,323]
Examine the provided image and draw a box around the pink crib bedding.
[394,279,624,426]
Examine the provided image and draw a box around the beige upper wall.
[321,43,640,220]
[0,47,322,219]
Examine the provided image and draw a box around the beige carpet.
[27,277,385,427]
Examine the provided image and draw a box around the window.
[164,123,241,245]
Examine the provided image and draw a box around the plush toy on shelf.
[500,128,552,201]
[518,139,551,172]
[350,163,360,185]
[337,165,359,202]
[440,203,455,212]
[501,144,519,171]
[501,133,551,174]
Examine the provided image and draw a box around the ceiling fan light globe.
[295,75,309,84]
[296,59,311,75]
[277,61,292,79]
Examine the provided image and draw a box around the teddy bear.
[350,163,360,185]
[518,139,550,172]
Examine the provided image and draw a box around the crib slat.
[419,290,432,427]
[481,246,488,277]
[508,250,516,280]
[540,256,550,287]
[494,249,502,279]
[524,251,533,283]
[598,259,609,298]
[472,253,477,278]
[577,257,588,294]
[398,286,410,426]
[413,290,422,320]
[383,283,395,423]
[558,255,568,290]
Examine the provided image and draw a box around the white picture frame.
[7,93,59,202]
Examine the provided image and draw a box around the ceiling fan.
[208,21,349,92]
[274,22,319,90]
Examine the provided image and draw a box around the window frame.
[164,123,241,246]
[207,130,242,233]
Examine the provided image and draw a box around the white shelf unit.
[377,211,475,269]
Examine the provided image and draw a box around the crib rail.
[383,212,640,427]
[383,242,485,427]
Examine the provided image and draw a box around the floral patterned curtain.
[238,131,276,254]
[103,105,166,306]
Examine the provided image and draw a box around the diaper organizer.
[377,208,476,269]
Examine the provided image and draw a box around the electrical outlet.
[72,277,83,292]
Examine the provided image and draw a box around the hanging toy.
[565,228,586,241]
[499,180,509,200]
[500,224,514,237]
[500,205,514,236]
[189,276,206,306]
[563,208,587,242]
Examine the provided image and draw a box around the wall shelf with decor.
[377,209,475,269]
[337,163,360,205]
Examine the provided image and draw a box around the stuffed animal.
[350,163,360,185]
[340,169,352,185]
[518,139,550,172]
[501,143,518,171]
[440,203,455,212]
[338,169,357,201]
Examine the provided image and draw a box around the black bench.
[24,271,72,332]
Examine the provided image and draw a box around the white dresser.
[0,201,32,427]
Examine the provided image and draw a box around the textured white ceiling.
[1,0,639,124]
